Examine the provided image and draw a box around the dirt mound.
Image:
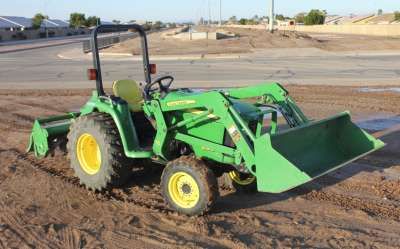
[106,26,400,56]
[106,27,323,56]
[1,86,400,248]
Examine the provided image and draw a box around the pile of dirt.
[105,26,400,56]
[0,85,400,248]
[106,27,323,56]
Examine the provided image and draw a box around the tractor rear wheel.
[221,170,257,193]
[67,113,132,191]
[161,156,219,215]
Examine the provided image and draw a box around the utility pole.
[43,0,49,38]
[45,17,48,38]
[269,0,274,32]
[219,0,222,26]
[208,0,212,26]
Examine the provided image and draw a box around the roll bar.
[90,24,151,96]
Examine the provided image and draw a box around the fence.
[82,32,138,53]
[82,29,165,53]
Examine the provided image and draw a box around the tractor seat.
[112,79,144,112]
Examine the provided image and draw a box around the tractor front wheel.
[161,156,219,215]
[67,113,132,191]
[222,170,257,193]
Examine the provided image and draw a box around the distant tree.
[275,14,286,21]
[247,19,257,25]
[142,23,151,31]
[377,9,383,16]
[85,16,100,27]
[304,9,326,25]
[395,11,400,21]
[32,13,46,29]
[169,22,177,28]
[152,21,163,30]
[69,13,86,28]
[229,16,237,24]
[112,20,121,24]
[238,18,247,25]
[238,18,258,25]
[295,12,306,24]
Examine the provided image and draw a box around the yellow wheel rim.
[76,133,101,175]
[168,172,200,209]
[228,170,255,186]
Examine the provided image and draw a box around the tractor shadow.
[123,164,164,189]
[212,122,400,214]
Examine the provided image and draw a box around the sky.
[2,0,399,22]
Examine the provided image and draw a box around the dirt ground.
[0,85,400,248]
[106,26,400,55]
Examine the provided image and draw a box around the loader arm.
[148,90,257,166]
[226,83,309,126]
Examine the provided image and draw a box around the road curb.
[57,50,246,61]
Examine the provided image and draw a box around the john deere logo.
[167,100,196,107]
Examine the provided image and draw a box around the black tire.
[67,113,132,191]
[161,156,219,216]
[221,171,257,194]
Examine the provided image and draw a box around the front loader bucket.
[27,113,79,158]
[254,112,385,193]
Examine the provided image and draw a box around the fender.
[80,91,153,158]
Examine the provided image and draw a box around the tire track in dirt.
[321,172,400,203]
[16,100,68,114]
[1,148,253,248]
[44,223,83,249]
[0,109,34,131]
[0,149,163,248]
[0,89,91,97]
[0,203,62,248]
[302,189,400,220]
[141,214,249,249]
[0,148,169,214]
[3,146,400,234]
[0,223,35,249]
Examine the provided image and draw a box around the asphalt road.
[1,43,400,89]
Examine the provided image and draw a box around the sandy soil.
[106,27,400,55]
[0,85,399,248]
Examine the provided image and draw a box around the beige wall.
[223,24,267,30]
[279,24,400,37]
[171,32,220,40]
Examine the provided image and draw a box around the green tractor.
[28,25,384,215]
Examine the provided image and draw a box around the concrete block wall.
[223,24,268,30]
[172,31,218,40]
[279,24,400,37]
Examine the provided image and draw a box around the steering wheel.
[144,75,174,98]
